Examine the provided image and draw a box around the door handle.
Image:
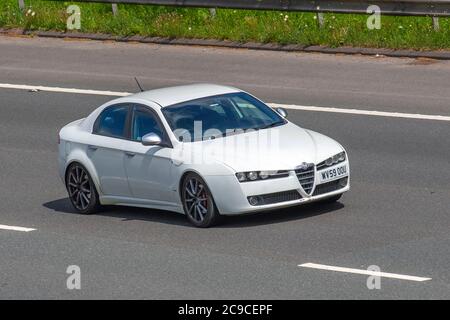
[124,151,136,157]
[87,145,98,151]
[171,159,183,166]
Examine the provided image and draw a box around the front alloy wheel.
[182,173,219,228]
[66,163,100,214]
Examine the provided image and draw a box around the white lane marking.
[1,82,450,122]
[298,263,431,282]
[0,224,36,232]
[269,103,450,122]
[0,83,130,97]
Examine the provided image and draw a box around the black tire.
[65,162,101,214]
[181,173,220,228]
[320,193,343,204]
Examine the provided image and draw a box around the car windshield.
[161,92,286,142]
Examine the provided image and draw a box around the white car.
[58,84,350,227]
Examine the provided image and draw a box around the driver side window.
[131,106,163,142]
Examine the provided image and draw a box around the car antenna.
[134,77,144,92]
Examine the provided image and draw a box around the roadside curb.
[2,28,450,60]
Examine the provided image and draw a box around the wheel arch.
[178,169,220,214]
[64,150,102,196]
[178,169,202,202]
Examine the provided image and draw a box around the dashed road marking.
[299,263,432,282]
[0,83,129,97]
[270,103,450,122]
[1,82,450,122]
[0,224,36,232]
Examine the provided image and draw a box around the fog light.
[339,177,348,187]
[248,196,260,206]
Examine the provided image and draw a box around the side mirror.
[141,132,162,146]
[276,107,288,118]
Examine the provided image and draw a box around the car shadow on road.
[43,198,345,228]
[219,201,345,228]
[42,198,190,227]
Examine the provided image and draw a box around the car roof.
[129,83,242,108]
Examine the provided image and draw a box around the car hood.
[181,122,344,172]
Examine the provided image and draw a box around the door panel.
[87,138,132,197]
[88,103,132,197]
[123,104,175,203]
[124,144,174,203]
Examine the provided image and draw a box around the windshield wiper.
[257,121,286,130]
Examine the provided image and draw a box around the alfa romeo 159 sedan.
[58,84,350,227]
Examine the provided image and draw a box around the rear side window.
[94,105,129,139]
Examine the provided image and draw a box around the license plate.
[319,165,348,183]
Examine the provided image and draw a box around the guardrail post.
[209,8,217,18]
[316,12,324,28]
[112,3,118,16]
[432,16,440,31]
[18,0,25,11]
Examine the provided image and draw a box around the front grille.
[248,190,301,206]
[295,164,315,195]
[316,162,328,171]
[313,177,347,196]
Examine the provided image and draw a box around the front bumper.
[205,161,350,215]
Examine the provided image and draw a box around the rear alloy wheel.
[181,173,219,228]
[66,163,100,214]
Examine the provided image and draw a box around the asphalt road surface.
[0,36,449,299]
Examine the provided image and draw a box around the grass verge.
[1,0,450,50]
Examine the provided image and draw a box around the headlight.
[235,172,247,182]
[235,170,289,182]
[247,171,258,181]
[319,151,346,169]
[259,171,272,179]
